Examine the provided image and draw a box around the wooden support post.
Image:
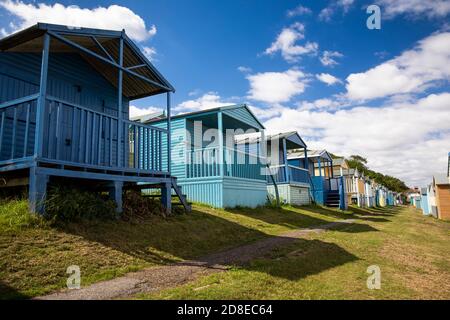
[29,166,48,214]
[259,129,266,175]
[117,33,124,167]
[35,33,50,158]
[167,92,172,175]
[304,147,308,171]
[109,181,123,214]
[282,138,289,183]
[217,111,224,177]
[318,158,322,177]
[161,181,172,214]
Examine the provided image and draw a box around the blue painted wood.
[35,33,50,158]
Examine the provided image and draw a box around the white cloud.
[320,50,343,66]
[247,69,309,104]
[316,73,342,85]
[0,1,157,42]
[129,105,161,118]
[298,98,343,111]
[377,0,450,19]
[264,22,318,63]
[346,31,450,100]
[287,5,312,17]
[174,92,232,114]
[142,46,157,61]
[319,0,355,21]
[237,66,252,73]
[261,92,450,186]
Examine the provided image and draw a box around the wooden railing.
[267,164,309,184]
[224,147,264,180]
[186,146,265,180]
[0,95,168,173]
[0,95,38,163]
[186,146,220,178]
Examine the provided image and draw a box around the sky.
[0,0,449,187]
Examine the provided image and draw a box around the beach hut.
[263,132,311,206]
[288,149,347,210]
[0,23,189,214]
[432,173,450,220]
[136,104,267,208]
[420,187,430,215]
[365,179,375,207]
[426,184,438,218]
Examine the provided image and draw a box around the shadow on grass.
[0,282,30,300]
[242,238,359,281]
[56,206,367,282]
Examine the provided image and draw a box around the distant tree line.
[345,155,409,193]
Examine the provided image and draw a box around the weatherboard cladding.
[222,107,263,130]
[0,51,130,163]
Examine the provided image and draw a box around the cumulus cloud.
[376,0,450,19]
[346,31,450,100]
[316,73,342,85]
[173,92,232,114]
[129,105,161,118]
[237,66,252,73]
[319,0,355,21]
[0,1,157,42]
[260,92,450,186]
[320,50,343,67]
[287,5,312,17]
[142,46,157,61]
[264,22,318,63]
[247,69,309,104]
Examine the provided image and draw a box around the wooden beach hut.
[263,132,311,206]
[0,23,189,214]
[137,104,268,208]
[287,149,347,209]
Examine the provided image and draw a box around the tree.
[345,154,409,193]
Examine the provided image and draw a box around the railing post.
[34,33,50,158]
[167,92,171,175]
[117,32,124,167]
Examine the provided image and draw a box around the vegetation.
[140,206,450,300]
[0,201,343,299]
[346,155,409,193]
[45,186,117,222]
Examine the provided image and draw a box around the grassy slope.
[0,201,344,299]
[140,206,450,300]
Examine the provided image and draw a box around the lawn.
[138,206,450,300]
[0,199,347,299]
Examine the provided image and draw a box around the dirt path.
[36,219,355,300]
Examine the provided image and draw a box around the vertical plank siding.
[0,51,167,173]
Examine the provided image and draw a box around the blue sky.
[0,0,449,186]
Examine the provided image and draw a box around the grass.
[0,200,346,299]
[138,206,450,300]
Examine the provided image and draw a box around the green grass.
[0,200,346,299]
[138,206,450,300]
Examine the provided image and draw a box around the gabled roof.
[433,173,450,185]
[234,131,306,149]
[146,104,265,130]
[0,23,174,99]
[288,149,333,162]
